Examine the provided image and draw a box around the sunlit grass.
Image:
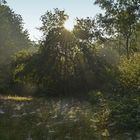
[0,95,32,101]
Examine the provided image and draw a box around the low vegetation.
[1,93,140,140]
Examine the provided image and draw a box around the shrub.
[118,53,140,93]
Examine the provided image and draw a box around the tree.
[14,9,83,95]
[13,9,120,96]
[0,2,31,93]
[0,2,31,63]
[0,0,7,5]
[73,17,119,91]
[95,0,140,59]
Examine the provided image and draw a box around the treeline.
[0,1,32,93]
[0,0,140,97]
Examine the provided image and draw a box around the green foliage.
[11,50,38,95]
[110,96,140,131]
[40,8,68,35]
[88,90,104,105]
[73,17,101,42]
[118,53,140,93]
[88,90,140,138]
[12,9,112,96]
[0,4,31,62]
[0,2,32,93]
[95,0,140,59]
[11,9,120,96]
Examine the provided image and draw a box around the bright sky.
[6,0,102,41]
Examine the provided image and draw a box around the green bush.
[88,90,104,105]
[109,95,140,132]
[118,53,140,93]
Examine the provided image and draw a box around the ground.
[0,95,139,140]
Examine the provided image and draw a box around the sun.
[64,20,74,31]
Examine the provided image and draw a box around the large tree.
[14,9,83,95]
[95,0,140,59]
[0,1,31,93]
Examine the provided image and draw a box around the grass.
[0,95,139,140]
[0,95,32,101]
[0,95,104,140]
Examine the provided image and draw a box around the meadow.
[1,94,140,140]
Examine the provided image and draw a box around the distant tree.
[73,17,118,91]
[73,17,103,44]
[0,2,31,63]
[95,0,140,59]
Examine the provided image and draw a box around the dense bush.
[88,90,140,137]
[107,94,140,136]
[118,53,140,93]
